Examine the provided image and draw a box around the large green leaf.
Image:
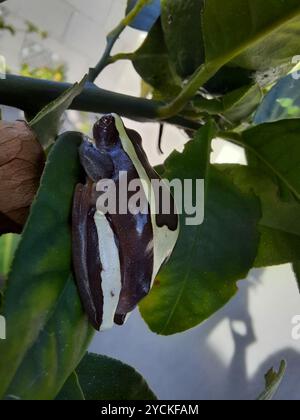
[0,132,93,400]
[6,275,93,400]
[255,74,300,124]
[58,353,157,401]
[219,164,300,268]
[159,0,300,117]
[203,0,300,71]
[160,0,204,78]
[132,20,181,98]
[0,234,20,308]
[29,76,87,148]
[126,0,160,32]
[241,119,300,201]
[140,124,260,335]
[258,360,287,401]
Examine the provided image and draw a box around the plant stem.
[0,75,201,131]
[219,131,300,201]
[88,0,151,82]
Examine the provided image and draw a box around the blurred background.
[0,0,300,400]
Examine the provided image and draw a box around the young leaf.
[161,0,205,78]
[29,75,87,148]
[257,360,287,401]
[0,132,93,400]
[58,353,157,401]
[140,123,260,335]
[126,0,160,31]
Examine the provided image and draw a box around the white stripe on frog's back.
[112,114,179,285]
[94,210,122,331]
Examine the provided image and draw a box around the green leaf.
[0,16,16,35]
[241,119,300,201]
[160,0,205,78]
[58,353,157,401]
[219,164,300,268]
[0,234,20,278]
[126,0,160,32]
[203,0,300,72]
[158,0,300,118]
[255,74,300,124]
[256,228,300,268]
[132,20,181,98]
[258,360,286,401]
[0,132,93,400]
[204,66,254,96]
[29,75,87,148]
[55,372,85,401]
[0,234,20,307]
[293,262,300,292]
[140,124,260,335]
[192,84,263,122]
[219,165,300,237]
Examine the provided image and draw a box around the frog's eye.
[93,115,119,148]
